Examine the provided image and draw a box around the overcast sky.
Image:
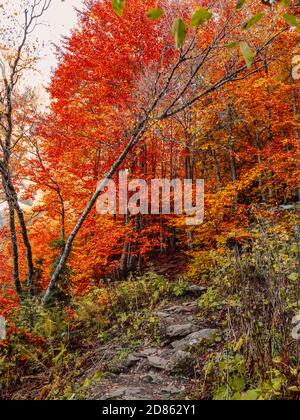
[0,1,85,217]
[29,0,85,90]
[36,0,85,84]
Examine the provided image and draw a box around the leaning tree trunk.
[42,28,287,305]
[42,120,148,305]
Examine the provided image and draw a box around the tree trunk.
[2,171,35,296]
[42,119,148,304]
[14,198,35,296]
[227,104,237,182]
[8,204,22,296]
[292,86,300,202]
[2,178,22,297]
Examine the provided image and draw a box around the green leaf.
[231,377,245,392]
[240,41,255,68]
[190,7,212,27]
[236,0,246,10]
[227,41,239,48]
[288,273,299,282]
[146,8,164,20]
[272,377,283,391]
[112,0,125,17]
[172,18,187,49]
[283,13,300,30]
[241,390,258,401]
[242,13,264,31]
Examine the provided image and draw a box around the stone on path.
[141,372,163,384]
[171,329,217,350]
[164,305,195,314]
[166,323,195,338]
[147,355,169,370]
[134,348,157,358]
[161,384,185,395]
[167,350,194,373]
[125,354,140,367]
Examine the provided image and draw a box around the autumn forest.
[0,0,300,401]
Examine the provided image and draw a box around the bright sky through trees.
[35,0,84,87]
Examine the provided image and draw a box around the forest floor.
[83,291,216,400]
[3,217,299,401]
[4,258,222,401]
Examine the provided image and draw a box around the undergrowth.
[1,214,299,400]
[187,214,300,400]
[0,272,183,400]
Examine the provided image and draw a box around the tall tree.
[40,0,290,303]
[0,0,51,296]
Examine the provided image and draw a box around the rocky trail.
[85,286,218,401]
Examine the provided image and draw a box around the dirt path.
[86,292,217,400]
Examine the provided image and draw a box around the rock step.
[125,328,218,373]
[97,373,187,400]
[147,351,194,373]
[171,329,218,350]
[166,323,197,338]
[87,297,218,401]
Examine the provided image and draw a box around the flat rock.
[161,385,185,395]
[147,355,169,370]
[171,329,217,350]
[141,372,163,384]
[164,305,195,314]
[104,386,145,400]
[134,348,157,358]
[124,387,145,399]
[104,386,127,399]
[166,323,194,338]
[125,354,140,367]
[167,350,194,373]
